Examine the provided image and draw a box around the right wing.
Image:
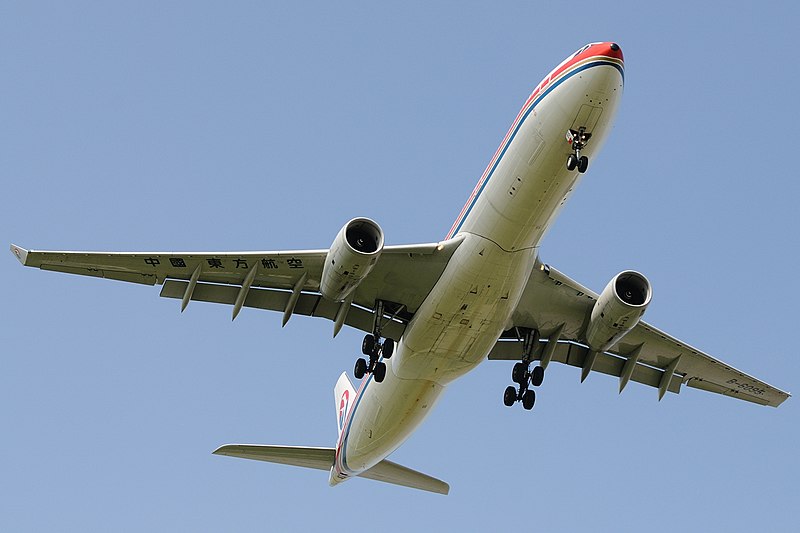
[10,237,463,339]
[492,259,790,407]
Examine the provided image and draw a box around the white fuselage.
[332,43,624,482]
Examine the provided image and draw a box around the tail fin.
[333,372,356,438]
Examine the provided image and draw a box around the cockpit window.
[572,44,591,58]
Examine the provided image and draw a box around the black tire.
[512,362,528,384]
[522,389,536,410]
[503,386,517,407]
[373,361,387,383]
[566,154,578,171]
[361,334,376,356]
[354,358,368,379]
[382,338,395,359]
[531,365,545,387]
[578,156,589,173]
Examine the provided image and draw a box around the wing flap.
[489,340,682,394]
[160,280,407,339]
[508,261,790,407]
[12,238,464,335]
[623,322,789,407]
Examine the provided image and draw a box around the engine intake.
[584,270,652,353]
[320,218,384,302]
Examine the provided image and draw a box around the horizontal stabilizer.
[213,444,449,495]
[214,444,334,470]
[359,457,449,495]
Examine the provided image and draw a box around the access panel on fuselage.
[571,104,603,134]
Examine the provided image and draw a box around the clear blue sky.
[3,1,798,531]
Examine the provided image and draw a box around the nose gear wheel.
[566,127,591,174]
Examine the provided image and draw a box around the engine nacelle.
[320,217,384,302]
[584,270,652,353]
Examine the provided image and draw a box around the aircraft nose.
[603,42,624,62]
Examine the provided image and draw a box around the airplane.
[11,42,790,495]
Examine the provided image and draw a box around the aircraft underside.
[13,42,788,495]
[335,53,625,479]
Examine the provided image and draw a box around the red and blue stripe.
[445,43,624,240]
[334,44,624,478]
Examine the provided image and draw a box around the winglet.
[10,244,28,266]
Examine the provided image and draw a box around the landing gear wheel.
[361,334,376,356]
[577,156,589,173]
[512,362,528,384]
[503,386,518,407]
[566,127,591,173]
[355,302,399,384]
[566,154,578,171]
[522,389,536,410]
[382,338,395,359]
[354,358,368,379]
[531,365,545,387]
[373,361,387,383]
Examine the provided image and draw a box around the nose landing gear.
[503,329,545,410]
[566,128,591,173]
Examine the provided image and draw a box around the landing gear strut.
[503,328,545,410]
[566,127,591,173]
[354,301,395,383]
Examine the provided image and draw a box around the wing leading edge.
[10,238,463,338]
[12,242,789,406]
[500,260,790,407]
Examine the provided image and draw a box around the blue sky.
[2,1,798,531]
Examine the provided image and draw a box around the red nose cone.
[604,42,624,61]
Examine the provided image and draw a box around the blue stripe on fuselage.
[337,60,624,476]
[448,60,623,238]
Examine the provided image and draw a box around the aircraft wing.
[10,238,463,339]
[491,259,790,407]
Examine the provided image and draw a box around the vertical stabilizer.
[333,372,356,438]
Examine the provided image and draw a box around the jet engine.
[320,217,384,302]
[584,270,652,353]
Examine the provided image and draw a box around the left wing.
[492,259,790,407]
[10,238,463,338]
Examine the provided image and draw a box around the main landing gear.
[503,329,545,410]
[566,127,591,173]
[354,301,394,383]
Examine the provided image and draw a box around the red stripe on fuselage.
[445,42,623,240]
